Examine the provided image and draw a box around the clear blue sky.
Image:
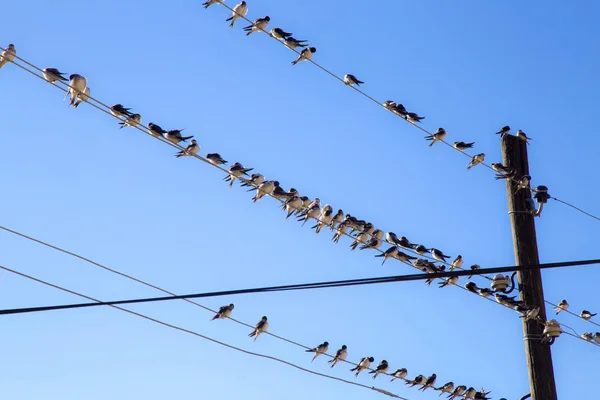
[1,1,598,399]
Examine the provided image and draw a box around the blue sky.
[1,1,599,399]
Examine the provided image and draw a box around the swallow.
[330,209,344,230]
[175,139,200,157]
[165,129,193,144]
[253,180,279,202]
[71,87,90,108]
[474,390,491,400]
[383,100,397,111]
[281,195,301,218]
[450,255,463,270]
[494,167,517,180]
[468,264,481,278]
[453,141,474,151]
[211,303,234,320]
[448,385,467,399]
[581,332,593,341]
[297,199,321,226]
[110,104,133,119]
[0,44,16,69]
[516,129,531,144]
[393,103,408,118]
[350,224,374,250]
[436,381,455,395]
[350,357,374,377]
[248,316,269,341]
[327,345,347,368]
[305,341,329,362]
[430,248,450,263]
[496,125,510,138]
[243,16,270,36]
[406,112,425,124]
[119,113,141,129]
[331,221,350,243]
[242,173,264,187]
[369,360,389,379]
[202,0,223,8]
[284,37,308,49]
[580,310,597,320]
[291,47,316,66]
[42,68,68,83]
[224,162,253,187]
[439,276,459,288]
[375,246,399,265]
[406,375,425,388]
[269,27,292,40]
[595,332,600,344]
[462,387,477,399]
[491,162,510,173]
[467,153,485,170]
[343,74,364,87]
[271,185,290,201]
[419,373,436,391]
[147,122,167,138]
[465,281,479,293]
[520,306,540,321]
[390,368,408,382]
[554,299,569,314]
[206,153,228,166]
[226,1,247,27]
[478,288,493,298]
[425,128,446,147]
[412,244,428,255]
[495,293,518,307]
[515,175,531,192]
[312,206,333,234]
[395,251,417,264]
[66,74,87,106]
[359,230,383,250]
[423,263,445,285]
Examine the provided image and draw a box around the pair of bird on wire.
[554,299,597,322]
[38,67,91,109]
[211,304,269,342]
[423,127,485,170]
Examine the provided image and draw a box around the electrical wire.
[2,258,599,316]
[205,6,600,223]
[0,263,411,400]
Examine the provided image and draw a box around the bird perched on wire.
[224,162,253,188]
[593,332,600,344]
[435,381,455,396]
[211,304,234,320]
[283,195,303,219]
[554,299,569,314]
[312,205,334,234]
[248,316,268,341]
[165,129,193,144]
[42,67,68,83]
[147,122,167,138]
[305,341,329,362]
[206,153,228,166]
[292,47,316,66]
[581,332,593,341]
[467,153,485,170]
[119,113,141,129]
[425,128,447,147]
[515,175,531,192]
[330,209,344,230]
[395,251,417,264]
[343,74,364,87]
[65,74,87,106]
[393,103,408,118]
[496,125,510,138]
[202,0,223,8]
[242,173,264,188]
[383,100,397,111]
[297,198,321,226]
[580,310,597,320]
[516,129,532,144]
[406,374,425,388]
[430,248,450,263]
[243,16,270,36]
[465,281,479,294]
[419,373,437,391]
[269,27,292,40]
[463,387,477,399]
[175,139,200,158]
[350,223,374,250]
[331,221,349,243]
[474,389,492,400]
[0,44,16,69]
[468,264,481,278]
[226,1,247,27]
[350,356,374,377]
[453,141,475,151]
[328,345,347,368]
[406,112,425,124]
[110,104,133,119]
[369,360,389,379]
[390,368,408,382]
[284,37,308,49]
[359,229,383,250]
[520,307,540,321]
[71,87,90,108]
[375,246,399,265]
[450,255,463,270]
[412,244,428,255]
[439,275,459,288]
[252,180,279,202]
[447,385,468,399]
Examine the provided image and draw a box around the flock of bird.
[553,300,600,344]
[211,304,492,399]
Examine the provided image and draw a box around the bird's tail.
[226,15,233,21]
[248,330,256,337]
[175,153,183,158]
[211,315,219,321]
[180,135,193,141]
[291,59,298,66]
[350,242,358,251]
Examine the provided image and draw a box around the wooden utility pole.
[501,134,558,400]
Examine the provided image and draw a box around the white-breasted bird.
[593,332,600,344]
[292,47,316,66]
[211,303,234,320]
[343,74,364,86]
[248,316,268,341]
[328,345,347,368]
[206,153,228,166]
[406,112,425,124]
[515,175,531,192]
[312,206,333,234]
[406,374,425,388]
[0,44,16,69]
[224,162,253,187]
[331,221,349,243]
[175,139,200,158]
[269,28,292,40]
[496,125,510,138]
[253,180,279,202]
[66,74,87,106]
[330,209,344,230]
[359,229,383,250]
[110,104,133,118]
[226,1,247,27]
[516,129,532,144]
[119,113,141,129]
[580,310,597,320]
[520,306,540,321]
[430,248,451,263]
[448,385,467,399]
[450,255,463,270]
[425,128,446,147]
[453,141,474,151]
[243,16,270,36]
[467,153,485,170]
[581,332,593,341]
[71,86,90,108]
[305,341,329,362]
[164,129,193,144]
[419,373,436,391]
[375,246,399,265]
[554,299,569,314]
[368,360,389,379]
[463,387,477,399]
[42,68,68,83]
[435,381,455,395]
[438,275,459,288]
[284,195,303,218]
[242,173,264,188]
[297,199,321,226]
[284,37,308,49]
[390,368,407,382]
[147,122,167,138]
[383,100,397,111]
[202,0,223,8]
[350,356,374,377]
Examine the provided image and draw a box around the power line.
[1,258,598,316]
[0,263,411,400]
[203,6,600,223]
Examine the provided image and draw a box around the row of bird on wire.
[211,304,491,399]
[552,300,600,343]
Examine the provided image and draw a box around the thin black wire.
[0,263,410,400]
[2,258,599,316]
[207,6,600,223]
